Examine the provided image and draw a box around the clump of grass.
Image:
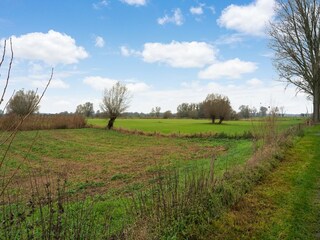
[111,173,131,181]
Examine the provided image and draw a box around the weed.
[111,173,131,181]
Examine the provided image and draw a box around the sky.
[0,0,313,114]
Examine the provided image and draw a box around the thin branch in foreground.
[0,38,13,106]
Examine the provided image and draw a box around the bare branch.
[0,38,13,106]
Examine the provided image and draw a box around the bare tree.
[260,106,268,117]
[238,105,251,119]
[7,89,40,117]
[269,0,320,122]
[163,110,173,119]
[203,93,232,124]
[155,106,161,118]
[279,106,286,116]
[76,102,94,117]
[100,82,131,129]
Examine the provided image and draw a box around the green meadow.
[88,117,303,135]
[1,127,253,198]
[2,117,317,239]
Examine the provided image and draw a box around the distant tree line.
[1,87,294,129]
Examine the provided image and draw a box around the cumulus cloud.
[198,58,257,79]
[83,76,117,90]
[126,82,150,92]
[83,76,150,92]
[95,36,105,48]
[120,46,141,57]
[121,0,146,6]
[142,41,216,68]
[217,0,276,36]
[157,8,184,26]
[5,30,88,65]
[190,6,204,15]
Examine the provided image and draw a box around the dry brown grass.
[0,114,86,131]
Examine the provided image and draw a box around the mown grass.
[88,118,303,135]
[209,125,320,239]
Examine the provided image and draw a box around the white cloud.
[93,0,108,9]
[32,79,69,89]
[5,30,88,65]
[120,46,141,57]
[142,41,216,68]
[158,8,184,26]
[217,0,276,36]
[190,6,203,15]
[83,76,117,90]
[121,0,146,6]
[126,82,150,92]
[95,36,105,48]
[120,46,131,56]
[83,76,150,93]
[198,58,257,79]
[246,78,263,86]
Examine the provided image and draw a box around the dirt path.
[206,125,320,240]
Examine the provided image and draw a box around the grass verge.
[209,125,320,239]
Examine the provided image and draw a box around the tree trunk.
[211,116,215,124]
[218,117,224,124]
[314,84,320,123]
[107,117,116,130]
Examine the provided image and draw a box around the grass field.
[1,117,311,239]
[88,118,303,135]
[1,128,253,198]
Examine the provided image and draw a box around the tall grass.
[0,176,119,239]
[0,114,86,131]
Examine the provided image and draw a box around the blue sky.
[0,0,312,114]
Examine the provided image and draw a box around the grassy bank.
[209,125,320,239]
